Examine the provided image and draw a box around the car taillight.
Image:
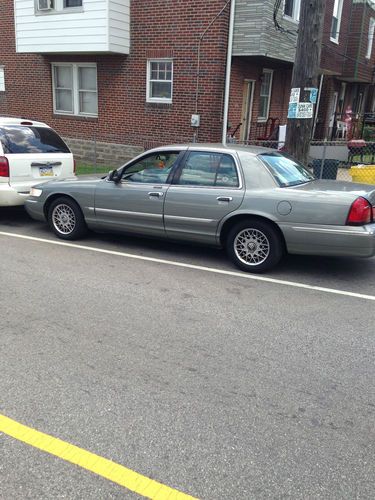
[0,156,9,177]
[73,158,76,175]
[346,197,373,225]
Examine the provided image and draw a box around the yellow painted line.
[0,414,197,500]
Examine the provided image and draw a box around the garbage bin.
[312,159,339,180]
[349,165,375,185]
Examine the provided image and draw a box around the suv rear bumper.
[0,184,30,207]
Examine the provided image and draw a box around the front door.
[164,150,245,244]
[240,80,255,142]
[94,150,182,236]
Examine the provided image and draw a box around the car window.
[259,152,314,187]
[177,152,239,187]
[121,152,180,184]
[0,126,70,154]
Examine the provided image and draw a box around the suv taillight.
[346,197,373,225]
[73,158,76,175]
[0,156,9,177]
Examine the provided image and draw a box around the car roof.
[0,117,50,128]
[147,143,277,156]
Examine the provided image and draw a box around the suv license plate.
[40,166,53,177]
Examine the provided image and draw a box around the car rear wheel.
[226,219,283,273]
[48,197,87,240]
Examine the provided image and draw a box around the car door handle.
[148,191,164,198]
[217,196,233,202]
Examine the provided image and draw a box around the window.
[177,152,239,187]
[147,60,173,103]
[35,0,82,14]
[258,70,273,121]
[366,18,375,59]
[0,126,70,154]
[259,153,314,187]
[64,0,82,7]
[0,67,5,92]
[284,0,300,22]
[52,63,98,117]
[331,0,343,43]
[122,152,180,184]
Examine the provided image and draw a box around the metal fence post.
[93,133,97,174]
[320,140,327,179]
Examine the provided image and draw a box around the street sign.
[309,88,318,104]
[289,88,300,104]
[296,102,314,119]
[287,102,298,119]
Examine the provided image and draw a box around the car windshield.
[0,125,70,154]
[259,152,314,187]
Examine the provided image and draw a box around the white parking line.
[1,230,375,302]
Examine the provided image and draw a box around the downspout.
[222,0,236,145]
[194,0,231,141]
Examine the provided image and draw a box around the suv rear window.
[0,125,70,154]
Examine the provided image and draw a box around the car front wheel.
[48,197,87,240]
[226,219,283,273]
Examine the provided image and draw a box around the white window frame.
[330,0,344,44]
[146,59,173,104]
[52,63,98,117]
[35,0,83,15]
[366,18,375,59]
[283,0,301,23]
[0,67,5,92]
[258,69,274,122]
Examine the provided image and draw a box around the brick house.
[228,0,375,143]
[1,0,375,165]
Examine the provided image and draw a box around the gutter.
[222,0,236,145]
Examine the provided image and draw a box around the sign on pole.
[296,102,314,119]
[289,88,300,104]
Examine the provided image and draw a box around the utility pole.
[285,0,325,165]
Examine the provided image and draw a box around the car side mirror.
[108,169,122,183]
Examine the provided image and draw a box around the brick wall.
[0,0,230,157]
[344,1,375,82]
[228,58,292,142]
[320,0,352,76]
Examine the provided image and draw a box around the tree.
[285,0,325,165]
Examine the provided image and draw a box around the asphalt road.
[1,206,375,499]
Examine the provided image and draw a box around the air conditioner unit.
[37,0,53,11]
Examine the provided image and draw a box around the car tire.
[48,197,88,240]
[226,219,284,273]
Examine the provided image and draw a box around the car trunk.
[292,180,375,205]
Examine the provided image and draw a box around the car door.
[164,150,245,244]
[94,150,183,236]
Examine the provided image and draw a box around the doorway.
[240,80,255,142]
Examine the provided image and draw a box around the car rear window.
[259,152,314,187]
[0,125,70,154]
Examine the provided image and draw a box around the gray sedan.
[25,144,375,272]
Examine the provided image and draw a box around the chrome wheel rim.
[234,228,270,266]
[52,204,76,235]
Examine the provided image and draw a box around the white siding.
[0,68,5,91]
[108,0,130,53]
[15,0,130,54]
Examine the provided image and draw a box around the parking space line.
[1,230,375,301]
[0,413,197,499]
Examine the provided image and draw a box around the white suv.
[0,117,75,206]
